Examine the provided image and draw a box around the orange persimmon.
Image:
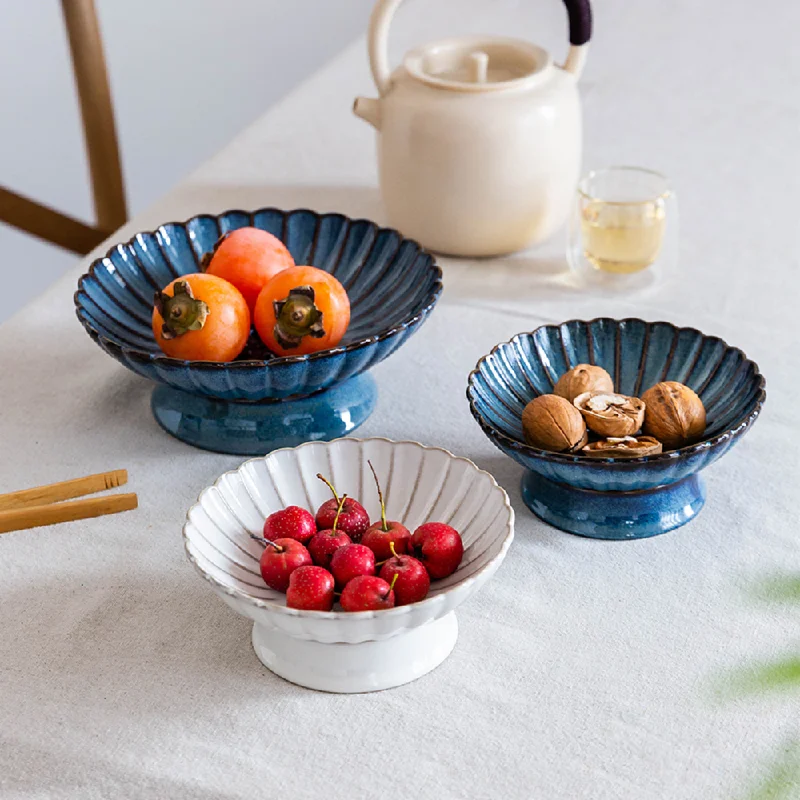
[253,266,350,356]
[203,227,294,310]
[152,273,250,362]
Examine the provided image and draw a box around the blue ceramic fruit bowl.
[467,318,766,539]
[75,207,442,454]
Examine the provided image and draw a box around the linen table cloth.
[2,1,799,797]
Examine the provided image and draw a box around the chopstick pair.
[0,469,138,534]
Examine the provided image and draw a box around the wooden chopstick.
[0,469,128,512]
[0,493,138,534]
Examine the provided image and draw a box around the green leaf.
[752,576,800,605]
[742,739,800,800]
[731,657,800,695]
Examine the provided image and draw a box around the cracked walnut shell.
[553,364,614,403]
[582,436,663,459]
[574,391,646,437]
[522,394,587,453]
[641,381,706,450]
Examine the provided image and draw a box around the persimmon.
[253,266,350,356]
[202,227,294,310]
[152,273,250,362]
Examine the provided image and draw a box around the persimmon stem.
[367,460,389,532]
[316,473,339,503]
[332,493,347,533]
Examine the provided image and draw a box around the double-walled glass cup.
[568,167,677,289]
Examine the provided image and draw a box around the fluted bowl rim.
[73,207,443,371]
[467,317,766,466]
[182,437,515,622]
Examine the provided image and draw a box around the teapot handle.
[368,0,592,95]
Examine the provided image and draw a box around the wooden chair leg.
[0,0,128,255]
[0,186,107,255]
[61,0,128,231]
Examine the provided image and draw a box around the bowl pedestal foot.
[251,611,459,693]
[521,471,706,540]
[150,373,377,455]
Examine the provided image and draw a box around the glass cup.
[568,167,677,289]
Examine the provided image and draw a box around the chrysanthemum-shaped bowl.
[468,319,766,539]
[183,438,514,693]
[75,208,442,454]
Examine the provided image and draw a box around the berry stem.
[367,460,389,532]
[316,473,339,504]
[383,572,399,599]
[332,493,347,533]
[249,532,283,553]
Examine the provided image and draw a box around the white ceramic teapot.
[354,0,592,257]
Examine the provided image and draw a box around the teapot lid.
[404,36,553,92]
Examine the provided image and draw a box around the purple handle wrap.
[564,0,592,46]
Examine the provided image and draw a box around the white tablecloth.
[2,1,799,798]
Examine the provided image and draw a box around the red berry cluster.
[256,464,464,612]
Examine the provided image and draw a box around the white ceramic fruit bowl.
[183,437,514,692]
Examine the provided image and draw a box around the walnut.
[581,435,663,459]
[573,427,589,452]
[553,364,614,403]
[574,391,646,437]
[641,382,706,450]
[522,394,587,453]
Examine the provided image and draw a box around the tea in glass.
[569,167,676,285]
[580,198,666,274]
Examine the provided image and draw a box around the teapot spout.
[353,97,381,130]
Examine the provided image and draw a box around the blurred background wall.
[0,0,373,323]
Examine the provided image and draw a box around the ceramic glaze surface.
[151,374,377,456]
[183,438,515,691]
[354,0,592,256]
[468,319,765,538]
[375,62,582,256]
[74,208,442,402]
[521,472,707,540]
